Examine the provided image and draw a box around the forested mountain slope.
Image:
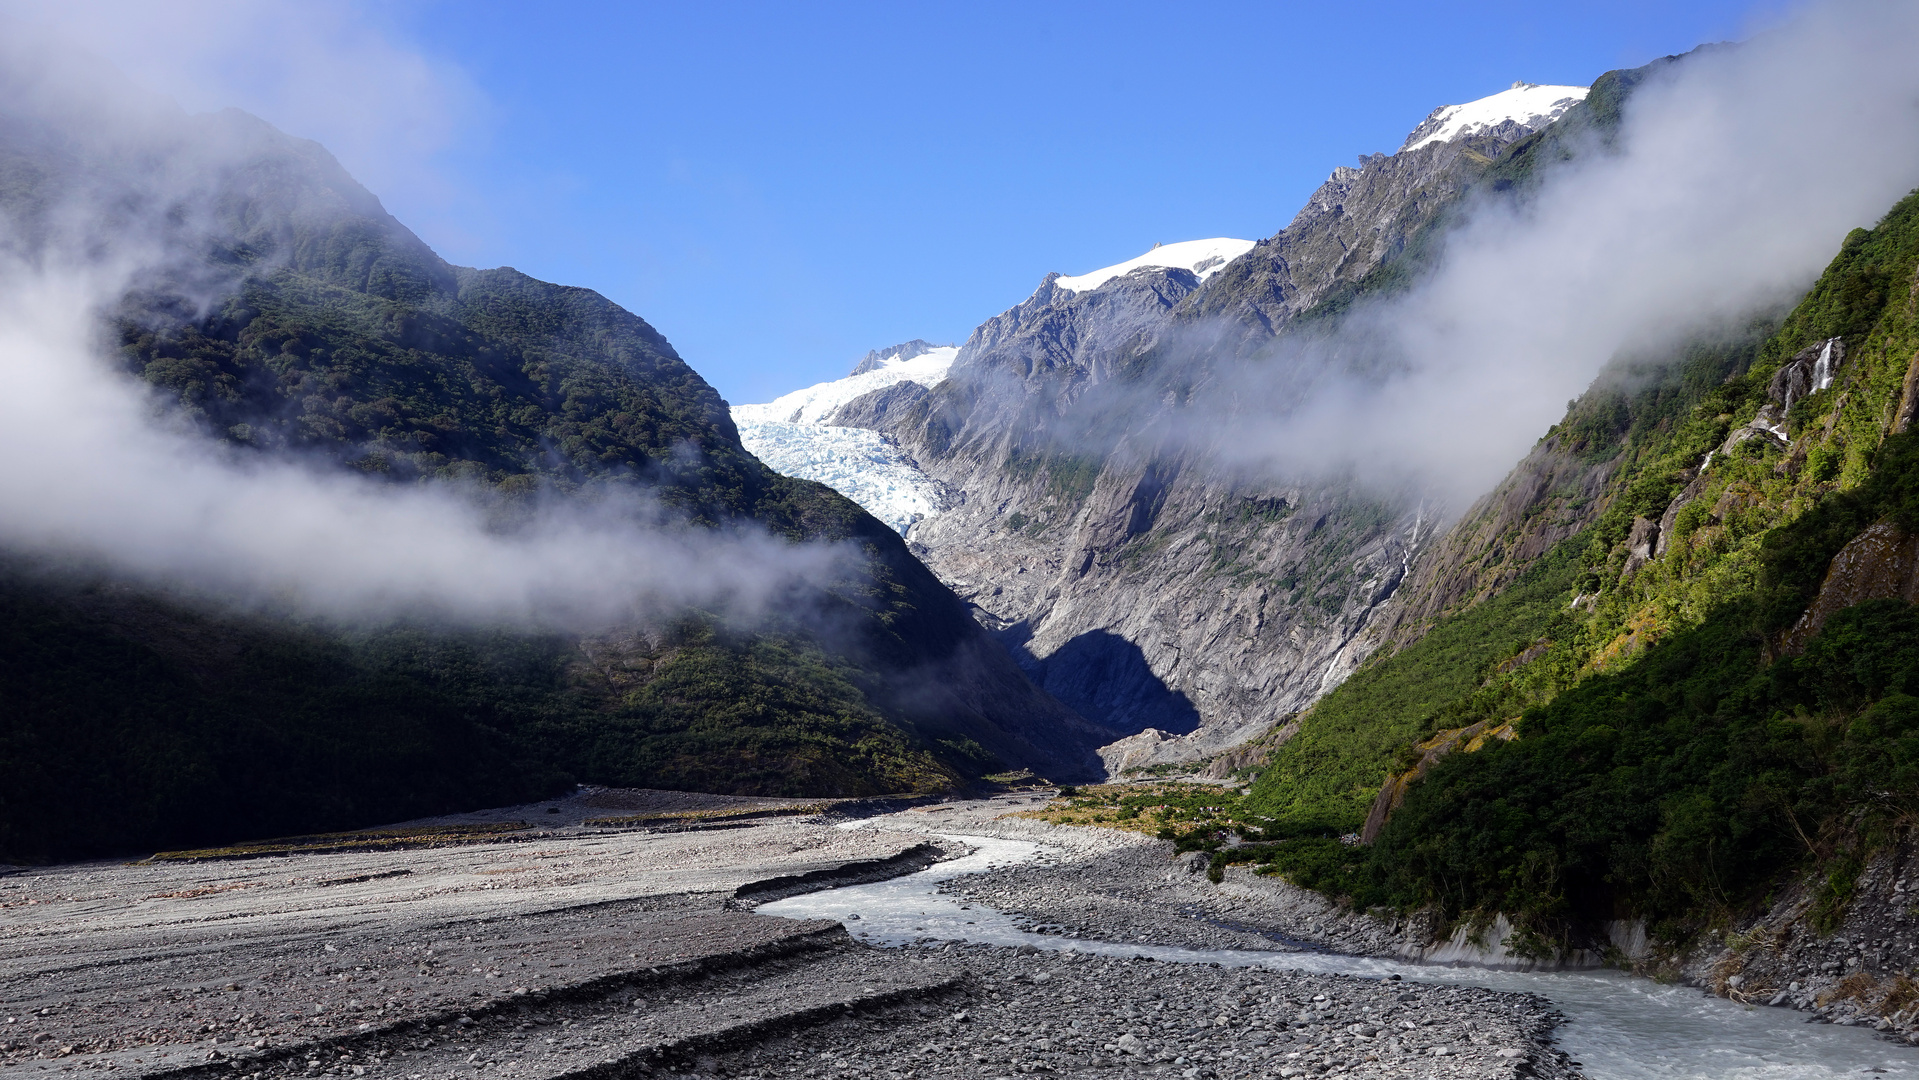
[1240,183,1919,959]
[0,106,1101,863]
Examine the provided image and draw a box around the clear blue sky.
[365,0,1785,404]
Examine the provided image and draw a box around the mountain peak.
[850,338,943,376]
[1400,82,1589,153]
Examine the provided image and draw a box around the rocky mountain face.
[850,339,943,376]
[823,100,1586,774]
[1313,59,1717,656]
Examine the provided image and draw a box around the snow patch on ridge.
[733,347,956,427]
[1401,81,1588,153]
[1051,237,1256,295]
[732,348,956,536]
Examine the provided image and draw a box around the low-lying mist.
[0,264,851,628]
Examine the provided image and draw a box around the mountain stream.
[759,834,1918,1079]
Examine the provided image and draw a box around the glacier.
[733,346,957,536]
[729,236,1271,536]
[735,418,948,536]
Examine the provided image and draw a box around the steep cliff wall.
[835,122,1562,772]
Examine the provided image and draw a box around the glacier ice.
[733,349,955,536]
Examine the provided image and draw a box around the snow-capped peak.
[850,339,940,376]
[1400,81,1588,153]
[1051,237,1256,295]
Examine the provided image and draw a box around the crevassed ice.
[1401,82,1589,153]
[735,420,945,537]
[732,348,956,536]
[1051,237,1256,295]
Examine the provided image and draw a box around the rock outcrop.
[1681,833,1919,1042]
[1359,719,1516,843]
[1781,520,1919,653]
[1360,421,1621,648]
[850,338,943,376]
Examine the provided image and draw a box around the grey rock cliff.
[832,122,1558,774]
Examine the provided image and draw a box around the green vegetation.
[1003,445,1103,506]
[0,575,977,862]
[1240,186,1919,954]
[1017,783,1259,837]
[1248,540,1589,833]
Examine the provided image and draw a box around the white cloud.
[1205,0,1919,507]
[5,0,479,222]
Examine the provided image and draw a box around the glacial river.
[759,833,1919,1080]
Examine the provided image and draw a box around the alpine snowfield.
[1050,237,1256,294]
[1400,81,1588,152]
[733,347,957,427]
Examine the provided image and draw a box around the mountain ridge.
[1234,177,1919,976]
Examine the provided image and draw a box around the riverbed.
[762,827,1919,1079]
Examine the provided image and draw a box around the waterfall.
[1812,338,1835,392]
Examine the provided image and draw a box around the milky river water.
[759,834,1919,1080]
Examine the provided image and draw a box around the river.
[759,833,1919,1079]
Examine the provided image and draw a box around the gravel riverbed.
[1,789,1579,1079]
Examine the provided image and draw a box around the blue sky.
[173,1,1796,403]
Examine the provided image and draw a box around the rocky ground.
[881,800,1919,1054]
[877,803,1419,957]
[701,945,1573,1080]
[1,790,1578,1080]
[1680,832,1919,1042]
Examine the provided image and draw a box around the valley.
[8,10,1919,1075]
[728,80,1599,771]
[12,788,1919,1079]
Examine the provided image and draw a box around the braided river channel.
[760,834,1919,1080]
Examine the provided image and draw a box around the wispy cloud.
[1194,0,1919,507]
[6,0,479,212]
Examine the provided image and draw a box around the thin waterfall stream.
[760,833,1919,1080]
